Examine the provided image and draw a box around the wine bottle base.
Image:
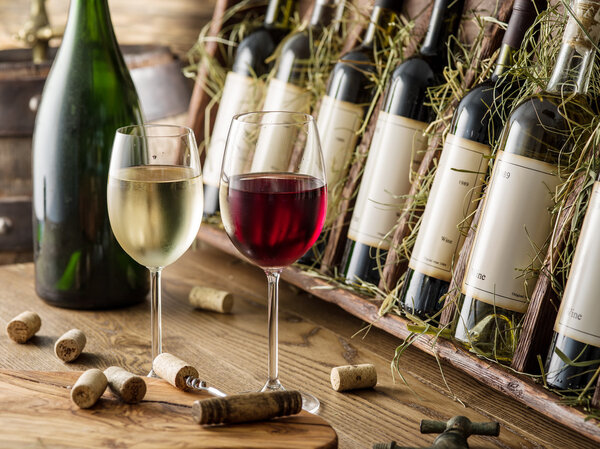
[399,268,448,323]
[454,294,520,362]
[341,239,386,286]
[35,285,147,310]
[545,333,600,391]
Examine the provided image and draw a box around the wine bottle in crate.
[300,0,404,265]
[399,0,545,321]
[202,0,297,217]
[454,0,599,361]
[340,0,465,286]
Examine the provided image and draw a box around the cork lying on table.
[6,311,41,343]
[54,329,87,362]
[71,369,108,409]
[330,363,377,391]
[189,286,234,313]
[104,366,147,403]
[153,352,199,390]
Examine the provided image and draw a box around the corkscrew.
[153,353,302,425]
[184,376,227,397]
[373,415,500,449]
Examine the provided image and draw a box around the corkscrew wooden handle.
[192,390,302,425]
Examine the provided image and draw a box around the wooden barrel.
[0,45,193,264]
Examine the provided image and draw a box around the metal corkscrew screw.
[185,376,227,397]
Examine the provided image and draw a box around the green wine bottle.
[32,0,149,309]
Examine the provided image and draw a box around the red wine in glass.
[219,111,326,413]
[221,172,327,268]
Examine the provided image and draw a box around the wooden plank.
[0,0,216,58]
[0,242,597,448]
[0,370,337,448]
[197,224,600,443]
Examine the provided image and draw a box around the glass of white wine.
[107,124,203,374]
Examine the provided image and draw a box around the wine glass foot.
[300,391,320,414]
[260,380,320,414]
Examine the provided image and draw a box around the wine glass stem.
[150,267,163,363]
[265,268,283,390]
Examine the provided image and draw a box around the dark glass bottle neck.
[362,5,401,49]
[419,0,464,57]
[491,44,516,80]
[265,0,295,28]
[309,0,344,29]
[492,0,546,81]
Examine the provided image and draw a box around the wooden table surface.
[0,242,597,448]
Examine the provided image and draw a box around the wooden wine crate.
[188,0,600,442]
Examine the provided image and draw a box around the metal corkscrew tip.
[185,376,227,397]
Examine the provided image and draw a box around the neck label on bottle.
[554,181,600,347]
[204,72,265,187]
[348,112,428,249]
[316,95,364,221]
[409,134,490,281]
[250,79,312,172]
[461,150,560,313]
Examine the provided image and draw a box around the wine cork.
[6,311,41,343]
[330,364,377,392]
[152,352,199,390]
[189,286,234,313]
[54,328,87,362]
[71,369,108,409]
[192,390,302,425]
[104,366,147,403]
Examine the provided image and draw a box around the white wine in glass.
[108,125,203,374]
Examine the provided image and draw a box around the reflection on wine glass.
[219,111,327,413]
[107,124,203,374]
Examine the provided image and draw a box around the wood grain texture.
[0,370,336,448]
[197,225,600,445]
[0,244,597,447]
[0,0,216,58]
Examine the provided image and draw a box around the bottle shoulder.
[499,92,592,163]
[232,27,285,76]
[325,46,376,104]
[392,56,436,82]
[450,79,500,144]
[380,56,437,121]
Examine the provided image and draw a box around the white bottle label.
[348,112,428,249]
[203,72,265,187]
[251,79,312,172]
[461,151,560,313]
[409,134,490,281]
[316,95,364,221]
[554,181,600,347]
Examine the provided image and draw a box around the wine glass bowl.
[107,124,203,373]
[219,111,326,412]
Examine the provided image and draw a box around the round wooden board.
[0,369,337,448]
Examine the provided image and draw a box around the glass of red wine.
[219,111,327,413]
